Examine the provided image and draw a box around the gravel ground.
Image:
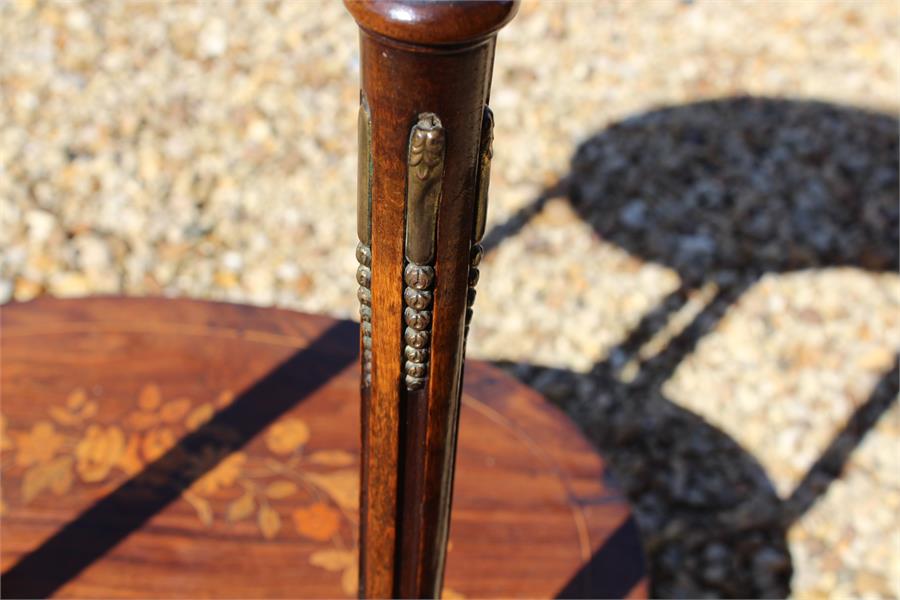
[2,1,898,598]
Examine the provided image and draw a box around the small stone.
[198,19,228,58]
[752,547,791,578]
[620,200,648,229]
[855,346,895,372]
[0,279,12,304]
[25,210,56,243]
[75,235,111,271]
[222,251,243,272]
[14,278,42,301]
[48,273,90,298]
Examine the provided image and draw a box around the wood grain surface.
[0,297,646,599]
[346,1,519,594]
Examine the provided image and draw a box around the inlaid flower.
[49,389,99,426]
[15,421,64,468]
[117,433,144,476]
[293,501,341,541]
[265,417,310,455]
[185,402,215,431]
[75,424,125,482]
[141,427,177,462]
[192,452,246,495]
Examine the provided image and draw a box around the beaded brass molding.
[403,113,445,391]
[356,243,372,388]
[465,107,493,340]
[356,98,373,387]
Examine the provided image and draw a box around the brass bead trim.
[357,98,373,387]
[357,243,373,388]
[403,113,445,391]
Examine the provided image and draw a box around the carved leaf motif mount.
[403,114,444,391]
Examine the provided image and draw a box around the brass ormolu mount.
[465,107,493,341]
[356,99,373,388]
[355,108,494,391]
[403,113,445,391]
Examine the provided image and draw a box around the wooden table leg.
[344,2,519,597]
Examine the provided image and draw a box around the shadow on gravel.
[485,97,899,598]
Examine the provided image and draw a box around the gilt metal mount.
[464,106,493,341]
[403,113,445,391]
[356,98,373,387]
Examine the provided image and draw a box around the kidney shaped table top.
[0,297,646,599]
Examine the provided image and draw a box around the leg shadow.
[781,356,899,527]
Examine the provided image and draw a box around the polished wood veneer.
[0,298,646,599]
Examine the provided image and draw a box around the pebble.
[0,279,13,304]
[25,210,56,244]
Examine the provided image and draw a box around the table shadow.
[484,97,898,598]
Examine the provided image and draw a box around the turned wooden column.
[345,2,518,598]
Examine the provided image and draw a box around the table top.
[1,297,646,598]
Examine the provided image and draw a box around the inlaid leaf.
[56,392,98,424]
[66,389,87,410]
[138,384,162,411]
[443,588,466,599]
[118,434,144,476]
[160,398,192,423]
[309,549,354,572]
[264,480,298,499]
[49,406,80,426]
[141,427,176,462]
[258,504,281,539]
[216,390,235,408]
[50,456,74,495]
[304,470,359,510]
[292,502,341,541]
[341,562,359,597]
[185,402,215,430]
[127,411,160,431]
[22,456,72,502]
[307,450,355,467]
[80,400,99,419]
[227,490,256,522]
[185,492,213,527]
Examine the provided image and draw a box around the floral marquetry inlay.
[0,384,361,597]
